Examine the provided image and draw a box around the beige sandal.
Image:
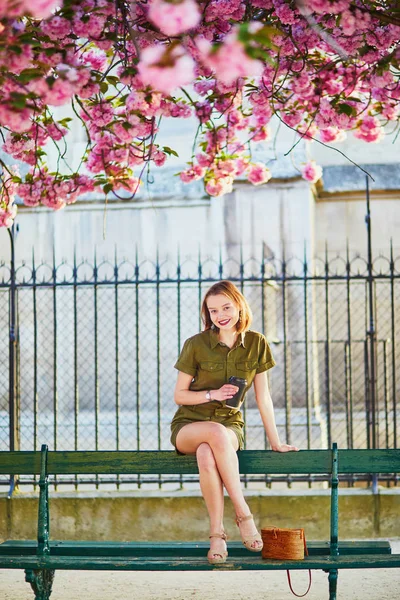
[207,531,228,564]
[235,514,263,552]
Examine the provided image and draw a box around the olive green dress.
[170,329,275,452]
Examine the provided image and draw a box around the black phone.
[226,376,247,408]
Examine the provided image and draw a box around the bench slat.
[1,449,399,476]
[0,540,392,557]
[0,452,41,475]
[1,554,400,571]
[338,449,400,473]
[45,450,335,475]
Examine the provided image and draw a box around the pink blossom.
[281,111,303,128]
[354,116,384,143]
[301,160,322,183]
[0,168,18,228]
[180,164,206,182]
[0,106,32,132]
[234,157,249,176]
[152,149,167,166]
[193,79,215,96]
[138,44,195,94]
[27,0,60,19]
[41,16,70,40]
[205,177,233,197]
[197,30,264,85]
[195,101,212,124]
[148,0,201,36]
[274,0,298,25]
[306,1,350,15]
[0,0,60,19]
[196,153,212,168]
[43,78,75,106]
[73,13,106,39]
[46,122,68,141]
[83,49,108,71]
[8,45,33,74]
[205,0,245,22]
[251,126,270,143]
[217,159,236,176]
[341,10,356,36]
[319,127,346,143]
[247,163,271,185]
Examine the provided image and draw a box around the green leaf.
[103,183,114,195]
[100,81,109,94]
[18,68,44,84]
[337,103,356,117]
[9,45,23,55]
[163,146,179,157]
[9,92,27,110]
[253,26,281,46]
[58,118,73,127]
[106,76,120,86]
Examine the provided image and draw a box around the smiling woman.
[170,280,298,566]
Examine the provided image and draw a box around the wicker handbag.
[261,527,312,597]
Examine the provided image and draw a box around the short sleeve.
[174,338,197,377]
[256,335,276,374]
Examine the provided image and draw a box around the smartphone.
[226,376,247,408]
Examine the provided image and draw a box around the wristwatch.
[205,390,212,401]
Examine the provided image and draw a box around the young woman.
[170,281,298,564]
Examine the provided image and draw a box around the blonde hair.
[201,280,252,334]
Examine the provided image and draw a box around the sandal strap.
[209,532,227,540]
[236,513,254,525]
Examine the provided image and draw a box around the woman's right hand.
[211,384,239,402]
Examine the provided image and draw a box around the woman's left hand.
[272,443,299,452]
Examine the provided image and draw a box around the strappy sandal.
[235,514,263,552]
[207,531,228,564]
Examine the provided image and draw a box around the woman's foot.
[236,514,263,552]
[207,531,228,564]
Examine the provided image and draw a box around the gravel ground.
[1,541,399,600]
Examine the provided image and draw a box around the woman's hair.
[201,280,253,334]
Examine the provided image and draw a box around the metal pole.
[8,223,19,496]
[365,176,378,451]
[365,177,379,494]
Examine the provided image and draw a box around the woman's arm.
[253,371,298,452]
[174,371,239,406]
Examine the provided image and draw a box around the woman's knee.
[206,423,232,449]
[196,443,217,471]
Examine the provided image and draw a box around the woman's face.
[206,294,240,332]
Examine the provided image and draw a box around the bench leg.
[25,569,55,600]
[328,568,338,600]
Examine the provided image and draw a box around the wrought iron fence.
[1,239,399,488]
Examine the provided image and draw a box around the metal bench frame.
[1,443,400,600]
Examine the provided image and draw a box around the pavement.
[1,541,399,600]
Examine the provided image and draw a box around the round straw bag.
[261,527,311,597]
[261,527,305,560]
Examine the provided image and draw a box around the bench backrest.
[1,448,400,476]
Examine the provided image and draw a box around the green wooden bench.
[1,443,399,600]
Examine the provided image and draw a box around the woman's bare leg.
[176,422,261,548]
[196,443,226,559]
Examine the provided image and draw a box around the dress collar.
[209,329,246,349]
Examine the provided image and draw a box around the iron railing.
[1,239,399,488]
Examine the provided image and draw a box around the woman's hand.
[211,384,239,402]
[272,443,299,452]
